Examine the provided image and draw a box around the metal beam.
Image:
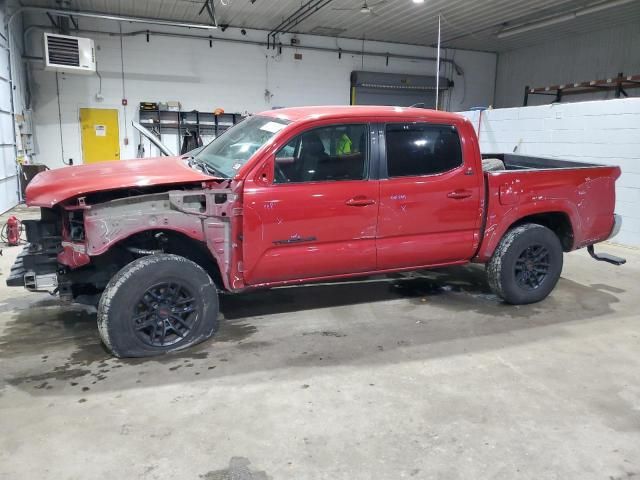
[198,0,218,28]
[69,15,79,31]
[13,6,218,30]
[268,0,334,49]
[46,13,60,31]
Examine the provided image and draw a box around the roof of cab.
[258,105,464,124]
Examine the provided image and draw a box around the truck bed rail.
[482,153,603,171]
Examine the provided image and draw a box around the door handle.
[447,190,472,199]
[346,196,376,207]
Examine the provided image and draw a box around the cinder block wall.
[459,98,640,246]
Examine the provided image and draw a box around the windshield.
[193,115,290,177]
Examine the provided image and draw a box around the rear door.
[377,122,482,269]
[243,122,379,285]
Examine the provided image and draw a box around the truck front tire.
[97,254,219,358]
[487,224,563,305]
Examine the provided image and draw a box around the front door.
[243,123,378,285]
[80,108,120,164]
[377,122,482,269]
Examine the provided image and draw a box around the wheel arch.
[509,211,574,252]
[108,228,226,290]
[476,207,577,262]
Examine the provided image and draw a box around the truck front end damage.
[7,207,62,293]
[6,184,244,302]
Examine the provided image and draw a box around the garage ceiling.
[21,0,640,52]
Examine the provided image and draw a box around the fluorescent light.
[413,0,425,3]
[497,0,635,39]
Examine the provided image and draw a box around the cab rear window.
[385,124,462,177]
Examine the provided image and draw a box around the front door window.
[274,124,369,183]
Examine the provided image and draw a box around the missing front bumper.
[5,245,60,291]
[24,272,59,292]
[6,247,28,287]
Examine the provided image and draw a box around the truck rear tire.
[97,254,219,358]
[487,224,563,305]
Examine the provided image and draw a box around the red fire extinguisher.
[6,216,21,246]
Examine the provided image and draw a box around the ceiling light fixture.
[497,0,635,38]
[412,0,425,3]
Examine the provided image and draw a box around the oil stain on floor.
[0,293,259,395]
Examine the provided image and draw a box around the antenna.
[435,14,441,110]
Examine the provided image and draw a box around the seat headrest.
[301,133,326,155]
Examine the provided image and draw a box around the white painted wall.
[24,18,497,168]
[459,98,640,246]
[495,22,640,108]
[0,3,27,214]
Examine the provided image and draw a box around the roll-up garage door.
[0,25,18,214]
[350,71,452,108]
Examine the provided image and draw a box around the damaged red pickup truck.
[8,106,624,357]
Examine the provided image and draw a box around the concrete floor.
[0,207,639,479]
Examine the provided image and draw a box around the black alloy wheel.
[514,244,550,290]
[487,223,563,305]
[133,282,199,347]
[98,254,219,358]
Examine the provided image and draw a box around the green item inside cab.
[336,133,352,155]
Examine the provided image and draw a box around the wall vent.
[44,33,96,74]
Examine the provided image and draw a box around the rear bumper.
[608,214,622,240]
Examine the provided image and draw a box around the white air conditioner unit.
[43,33,96,74]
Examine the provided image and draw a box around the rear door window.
[385,124,462,177]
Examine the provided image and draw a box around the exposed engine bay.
[8,185,241,304]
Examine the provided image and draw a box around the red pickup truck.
[8,106,624,357]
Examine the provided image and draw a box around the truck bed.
[475,153,621,262]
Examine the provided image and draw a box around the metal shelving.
[523,72,640,106]
[138,106,244,150]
